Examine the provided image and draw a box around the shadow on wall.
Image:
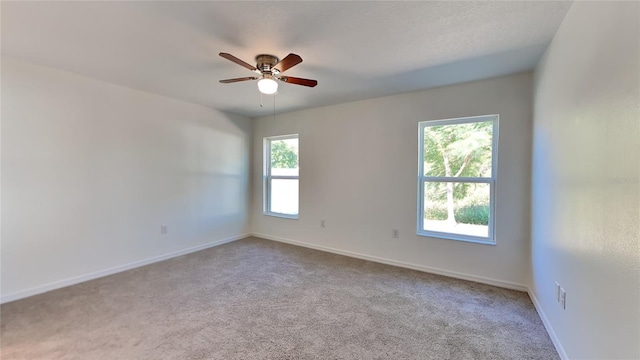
[531,120,639,357]
[175,114,250,231]
[530,125,556,250]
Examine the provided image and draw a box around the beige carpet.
[1,237,558,359]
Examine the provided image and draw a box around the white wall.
[531,2,639,359]
[1,58,252,301]
[252,73,533,289]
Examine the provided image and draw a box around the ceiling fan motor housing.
[255,54,279,74]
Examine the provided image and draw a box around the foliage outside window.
[264,135,299,219]
[418,115,498,244]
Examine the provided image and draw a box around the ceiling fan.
[219,52,318,94]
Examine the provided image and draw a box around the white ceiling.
[2,1,572,117]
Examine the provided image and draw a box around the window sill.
[417,230,495,245]
[264,212,299,220]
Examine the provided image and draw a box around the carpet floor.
[1,237,558,359]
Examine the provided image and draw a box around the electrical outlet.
[392,229,399,238]
[555,282,561,302]
[560,288,566,310]
[320,220,325,228]
[160,225,168,235]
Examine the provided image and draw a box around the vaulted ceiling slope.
[2,1,572,117]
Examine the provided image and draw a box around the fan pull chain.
[273,92,276,121]
[260,92,263,107]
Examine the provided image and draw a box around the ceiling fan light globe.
[258,78,278,94]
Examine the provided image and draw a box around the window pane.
[270,179,299,215]
[423,181,490,238]
[270,138,299,176]
[423,121,493,177]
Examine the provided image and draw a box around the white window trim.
[264,134,299,220]
[417,114,499,245]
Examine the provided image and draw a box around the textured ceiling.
[1,1,572,117]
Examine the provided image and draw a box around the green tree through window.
[423,121,493,225]
[271,140,298,169]
[418,115,497,243]
[264,135,299,218]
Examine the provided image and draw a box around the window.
[264,134,299,219]
[417,115,498,244]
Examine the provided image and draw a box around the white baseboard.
[528,289,568,360]
[1,233,250,304]
[251,232,528,292]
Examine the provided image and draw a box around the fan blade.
[273,53,303,73]
[279,76,318,87]
[219,76,258,83]
[219,53,257,71]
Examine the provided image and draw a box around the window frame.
[263,134,299,220]
[417,114,499,245]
